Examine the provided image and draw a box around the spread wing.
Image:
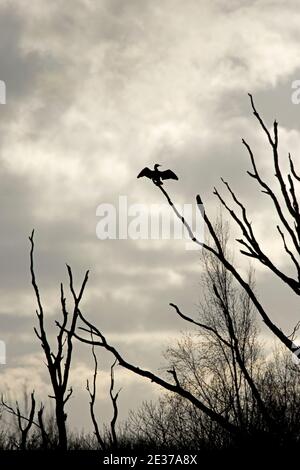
[160,169,178,180]
[137,167,153,179]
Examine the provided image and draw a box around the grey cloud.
[1,0,300,432]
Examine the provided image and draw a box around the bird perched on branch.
[137,164,178,185]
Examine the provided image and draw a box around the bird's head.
[154,163,161,170]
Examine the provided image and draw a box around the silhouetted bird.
[137,164,178,185]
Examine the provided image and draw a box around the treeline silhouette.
[1,96,300,459]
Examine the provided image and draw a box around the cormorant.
[137,164,178,185]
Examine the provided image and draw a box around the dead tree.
[1,392,36,450]
[1,392,50,449]
[67,226,275,439]
[61,95,298,440]
[62,315,241,436]
[29,231,89,450]
[152,94,300,356]
[166,220,272,434]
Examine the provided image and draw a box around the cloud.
[1,0,300,430]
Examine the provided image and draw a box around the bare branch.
[154,186,296,354]
[277,225,300,282]
[86,335,106,450]
[167,366,181,388]
[37,403,50,449]
[211,284,277,430]
[216,177,300,292]
[242,139,300,257]
[110,359,120,448]
[29,232,90,450]
[60,319,241,436]
[289,153,300,182]
[2,392,37,450]
[287,320,300,341]
[169,303,232,348]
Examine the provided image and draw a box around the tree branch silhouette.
[29,230,89,450]
[1,392,37,450]
[109,359,120,448]
[156,183,296,355]
[86,335,106,451]
[58,315,241,436]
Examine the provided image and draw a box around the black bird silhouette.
[137,164,178,185]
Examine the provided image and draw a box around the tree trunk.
[56,400,67,450]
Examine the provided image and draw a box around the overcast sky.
[1,0,300,432]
